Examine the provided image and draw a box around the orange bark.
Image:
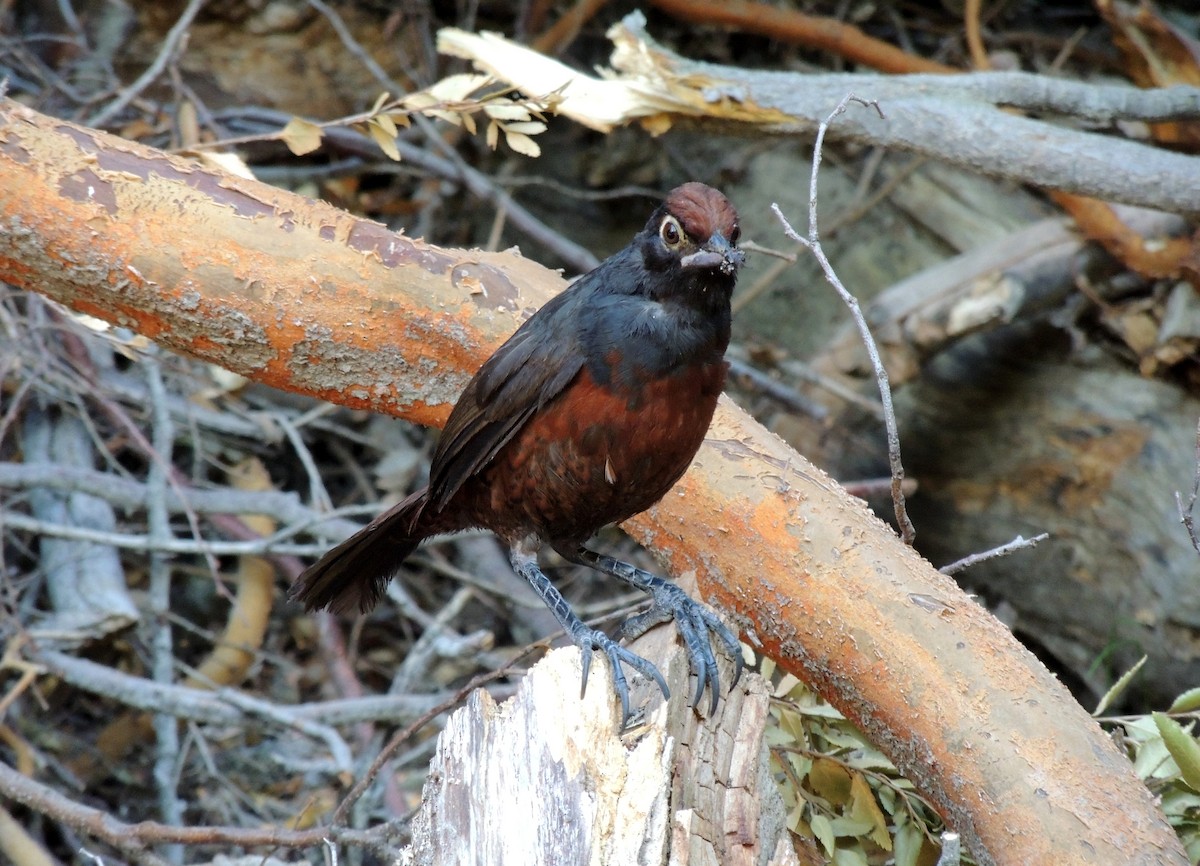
[1051,191,1200,284]
[647,0,955,75]
[0,99,1186,866]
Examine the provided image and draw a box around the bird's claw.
[575,626,669,725]
[624,582,743,716]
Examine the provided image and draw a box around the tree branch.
[442,14,1200,216]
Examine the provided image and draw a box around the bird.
[291,182,746,722]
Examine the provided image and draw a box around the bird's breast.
[480,358,727,545]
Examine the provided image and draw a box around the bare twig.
[1175,418,1200,555]
[55,324,220,578]
[939,533,1050,576]
[964,0,990,70]
[0,463,371,536]
[388,586,481,695]
[777,359,886,418]
[727,357,828,420]
[144,354,184,862]
[771,94,916,544]
[36,648,461,724]
[0,759,388,853]
[278,414,334,514]
[196,104,602,272]
[86,0,207,127]
[305,0,407,97]
[0,509,347,557]
[733,153,925,315]
[329,646,543,826]
[208,687,353,774]
[411,114,601,272]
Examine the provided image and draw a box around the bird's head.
[639,182,745,282]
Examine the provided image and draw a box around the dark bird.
[291,182,745,721]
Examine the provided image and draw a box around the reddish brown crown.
[663,182,740,243]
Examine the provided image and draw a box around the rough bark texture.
[0,99,1186,865]
[407,632,801,866]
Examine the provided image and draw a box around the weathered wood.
[405,630,800,866]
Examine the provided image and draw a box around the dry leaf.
[280,117,323,156]
[366,120,401,161]
[427,72,491,102]
[502,130,541,157]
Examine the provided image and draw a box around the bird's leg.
[509,544,669,723]
[568,547,743,715]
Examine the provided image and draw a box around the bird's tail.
[289,487,441,614]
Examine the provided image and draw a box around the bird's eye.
[729,224,741,245]
[660,216,683,247]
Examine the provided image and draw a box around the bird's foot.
[570,623,669,724]
[631,578,742,714]
[511,545,669,725]
[572,549,743,715]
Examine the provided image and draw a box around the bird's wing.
[425,285,588,510]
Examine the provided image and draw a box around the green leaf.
[831,846,868,866]
[811,813,836,856]
[892,820,922,866]
[1154,712,1200,791]
[1093,654,1147,715]
[828,815,875,838]
[1169,686,1200,714]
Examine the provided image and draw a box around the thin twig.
[329,646,543,826]
[964,0,990,70]
[211,688,353,774]
[778,359,885,418]
[87,0,207,127]
[56,323,221,577]
[34,648,469,727]
[727,357,828,420]
[1175,417,1200,555]
[0,463,373,535]
[144,353,184,863]
[939,533,1049,576]
[278,414,333,513]
[771,94,916,544]
[0,759,385,851]
[732,153,925,315]
[0,509,352,557]
[410,114,601,272]
[305,0,408,97]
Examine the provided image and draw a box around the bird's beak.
[680,232,745,275]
